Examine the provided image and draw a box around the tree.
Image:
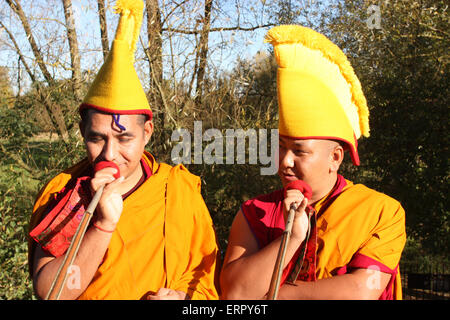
[62,0,82,102]
[4,0,53,84]
[145,0,164,126]
[194,0,212,107]
[0,66,13,108]
[3,0,70,143]
[97,0,109,60]
[322,0,449,254]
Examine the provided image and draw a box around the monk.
[28,0,219,300]
[220,25,406,300]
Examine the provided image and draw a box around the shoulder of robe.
[344,183,405,216]
[167,163,202,194]
[33,158,90,210]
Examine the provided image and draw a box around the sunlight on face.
[81,110,153,180]
[278,137,343,201]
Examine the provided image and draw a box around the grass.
[0,137,84,299]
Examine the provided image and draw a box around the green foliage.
[401,236,449,273]
[0,99,38,144]
[322,0,449,254]
[0,167,36,299]
[0,0,447,300]
[0,66,14,108]
[0,136,86,299]
[0,85,85,298]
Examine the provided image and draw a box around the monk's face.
[278,137,343,201]
[81,110,153,180]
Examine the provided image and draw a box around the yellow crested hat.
[265,25,369,165]
[80,0,152,120]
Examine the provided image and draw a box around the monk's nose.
[279,149,294,169]
[102,139,117,162]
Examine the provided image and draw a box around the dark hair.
[80,108,149,126]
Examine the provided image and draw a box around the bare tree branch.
[162,23,275,35]
[62,0,82,102]
[0,17,69,144]
[5,0,54,84]
[145,0,164,126]
[194,0,213,107]
[140,35,177,128]
[97,0,109,60]
[0,20,35,82]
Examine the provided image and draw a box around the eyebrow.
[116,131,135,138]
[86,130,136,138]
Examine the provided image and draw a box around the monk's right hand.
[283,189,309,243]
[146,288,188,300]
[90,166,124,231]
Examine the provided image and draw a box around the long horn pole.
[45,185,104,300]
[267,204,296,300]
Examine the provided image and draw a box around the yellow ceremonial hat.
[265,25,369,165]
[80,0,152,120]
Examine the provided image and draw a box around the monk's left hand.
[146,288,189,300]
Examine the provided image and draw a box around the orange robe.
[241,176,406,299]
[28,152,219,300]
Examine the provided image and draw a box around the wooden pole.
[267,204,296,300]
[45,185,104,300]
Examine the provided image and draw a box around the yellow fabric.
[265,25,370,165]
[81,0,151,116]
[28,152,219,300]
[313,181,406,299]
[114,0,144,62]
[278,69,356,147]
[275,43,362,139]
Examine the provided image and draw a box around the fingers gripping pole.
[267,180,312,300]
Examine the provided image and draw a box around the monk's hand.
[283,189,309,243]
[146,288,189,300]
[90,166,124,231]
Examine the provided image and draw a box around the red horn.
[94,161,120,179]
[284,180,312,200]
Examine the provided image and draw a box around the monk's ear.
[329,143,344,173]
[143,120,154,145]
